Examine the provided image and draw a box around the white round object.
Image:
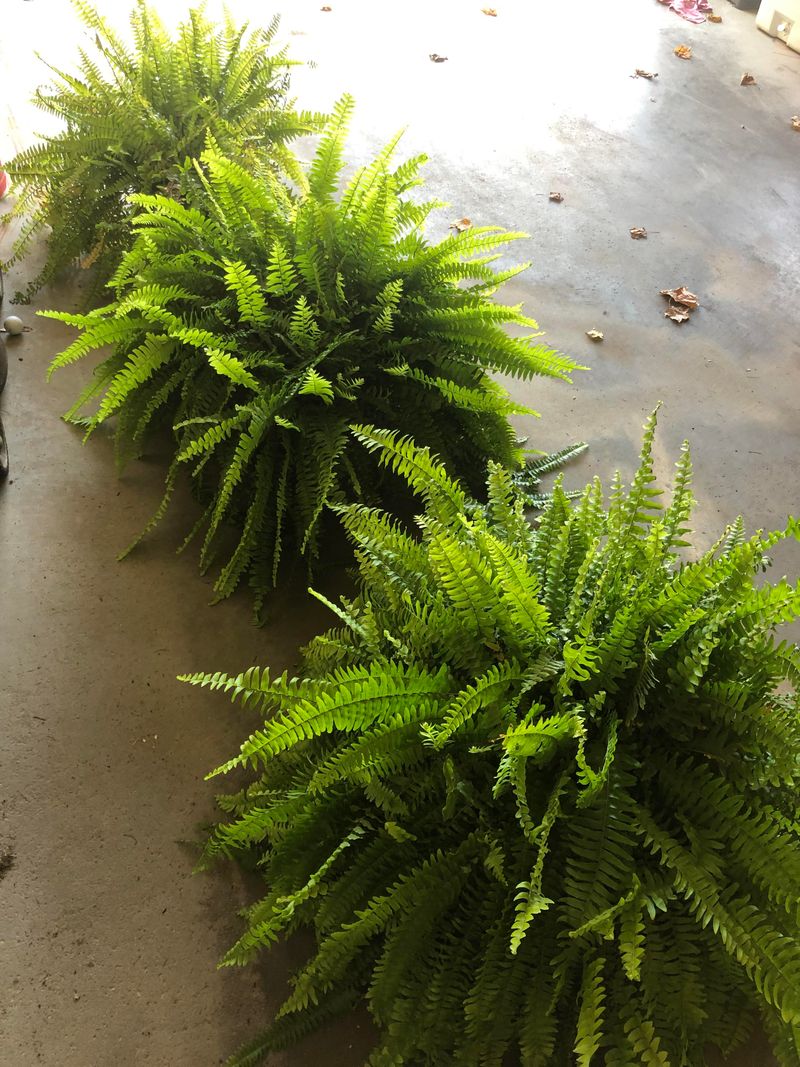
[3,316,24,335]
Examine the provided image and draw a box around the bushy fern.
[185,411,800,1065]
[5,0,321,300]
[43,96,578,612]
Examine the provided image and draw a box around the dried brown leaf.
[660,286,699,309]
[481,7,498,15]
[708,12,722,22]
[674,44,692,60]
[80,237,105,270]
[792,116,800,131]
[629,227,648,240]
[429,53,448,63]
[664,305,691,324]
[586,330,604,342]
[632,69,658,80]
[450,217,472,233]
[549,191,564,203]
[740,72,757,86]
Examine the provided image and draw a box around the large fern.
[5,0,322,301]
[186,411,800,1065]
[43,96,578,613]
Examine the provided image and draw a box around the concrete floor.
[1,0,799,1064]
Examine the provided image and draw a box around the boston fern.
[6,0,321,301]
[43,95,577,612]
[184,412,800,1066]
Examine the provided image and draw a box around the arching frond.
[193,413,800,1064]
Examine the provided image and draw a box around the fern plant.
[185,412,800,1066]
[43,95,578,613]
[5,0,321,301]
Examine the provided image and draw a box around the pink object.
[657,0,712,23]
[0,170,9,199]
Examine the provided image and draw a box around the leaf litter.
[661,286,699,324]
[664,305,692,323]
[660,286,698,310]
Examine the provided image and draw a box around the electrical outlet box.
[757,0,800,52]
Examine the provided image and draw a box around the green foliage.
[5,0,321,301]
[186,412,800,1065]
[43,98,578,612]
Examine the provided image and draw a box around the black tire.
[0,414,7,480]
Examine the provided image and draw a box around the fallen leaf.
[481,7,498,15]
[321,5,332,10]
[632,69,658,79]
[674,44,692,60]
[429,53,448,63]
[664,305,691,323]
[792,116,800,131]
[586,330,604,342]
[549,191,564,203]
[740,72,757,86]
[80,237,105,270]
[660,286,699,309]
[629,227,648,239]
[708,12,722,22]
[450,217,472,233]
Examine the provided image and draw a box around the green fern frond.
[8,1,321,298]
[44,98,573,609]
[194,412,800,1064]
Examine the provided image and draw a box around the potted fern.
[43,96,578,614]
[186,412,800,1066]
[5,0,323,302]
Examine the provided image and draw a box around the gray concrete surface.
[1,0,798,1064]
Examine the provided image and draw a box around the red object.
[0,169,9,199]
[657,0,712,22]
